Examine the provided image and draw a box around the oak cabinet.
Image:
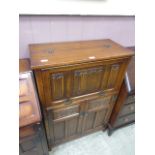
[29,39,134,148]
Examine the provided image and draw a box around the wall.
[19,15,135,58]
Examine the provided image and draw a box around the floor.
[49,124,135,155]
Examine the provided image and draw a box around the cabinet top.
[29,39,134,69]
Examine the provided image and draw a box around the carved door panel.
[42,62,123,107]
[81,94,117,134]
[51,73,65,100]
[48,103,84,145]
[42,70,71,106]
[72,63,122,97]
[52,115,79,144]
[101,63,121,91]
[73,67,104,96]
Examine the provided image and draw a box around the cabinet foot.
[107,123,113,136]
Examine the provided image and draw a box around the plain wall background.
[19,15,135,58]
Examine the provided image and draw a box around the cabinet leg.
[48,144,51,151]
[47,140,52,151]
[107,123,113,136]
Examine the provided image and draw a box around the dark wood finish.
[108,47,135,136]
[19,123,49,155]
[41,61,124,107]
[119,102,135,117]
[29,40,134,148]
[114,113,135,127]
[19,59,49,155]
[81,94,117,134]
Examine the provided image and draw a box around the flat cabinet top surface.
[29,39,134,69]
[19,59,41,127]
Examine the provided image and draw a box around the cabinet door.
[48,104,83,145]
[81,94,117,134]
[72,63,122,97]
[41,61,123,107]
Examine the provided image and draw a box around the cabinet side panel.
[34,70,45,107]
[109,82,128,126]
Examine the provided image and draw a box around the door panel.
[82,94,115,134]
[87,95,111,111]
[53,104,79,120]
[82,107,110,133]
[53,121,65,143]
[94,109,108,128]
[101,64,121,90]
[107,64,120,89]
[83,112,96,131]
[49,103,82,144]
[51,73,65,100]
[66,117,79,137]
[42,71,69,106]
[42,62,122,106]
[73,67,103,96]
[47,94,117,145]
[52,115,80,144]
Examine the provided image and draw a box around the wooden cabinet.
[108,47,135,136]
[29,39,134,148]
[19,59,49,155]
